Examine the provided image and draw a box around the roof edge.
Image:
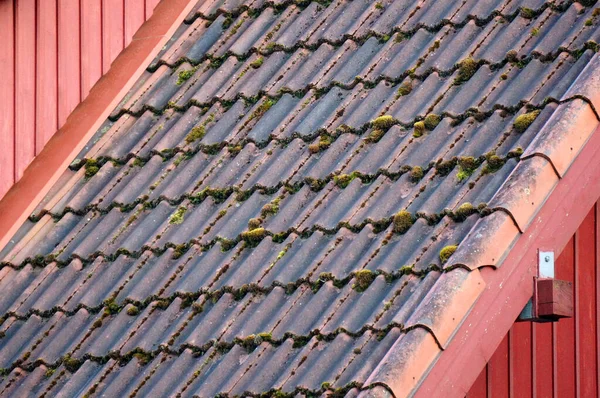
[0,0,198,252]
[364,53,600,397]
[415,122,600,396]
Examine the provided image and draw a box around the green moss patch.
[371,115,395,130]
[393,210,415,234]
[423,114,441,130]
[247,217,262,230]
[454,57,478,85]
[250,57,264,69]
[353,269,376,291]
[249,99,275,122]
[261,198,281,217]
[62,354,82,373]
[172,244,188,259]
[367,128,386,143]
[453,202,475,221]
[409,166,424,183]
[520,7,536,19]
[169,206,187,225]
[439,245,458,264]
[133,352,153,366]
[334,172,358,188]
[368,115,395,143]
[126,306,140,316]
[458,156,478,171]
[222,16,233,29]
[154,299,170,310]
[396,81,413,98]
[482,153,505,175]
[84,159,100,179]
[176,67,197,85]
[513,110,540,133]
[413,121,426,138]
[456,156,478,182]
[241,227,267,246]
[185,125,206,144]
[308,134,333,154]
[103,298,120,315]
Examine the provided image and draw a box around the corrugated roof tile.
[1,0,599,395]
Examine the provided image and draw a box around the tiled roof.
[1,0,600,396]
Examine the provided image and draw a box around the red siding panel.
[488,335,510,398]
[469,203,600,398]
[102,0,124,74]
[596,204,600,398]
[0,0,158,200]
[577,207,597,396]
[0,1,15,196]
[125,0,146,47]
[510,322,533,398]
[35,0,57,153]
[534,323,554,398]
[80,0,103,99]
[57,0,81,126]
[15,0,36,180]
[555,238,576,397]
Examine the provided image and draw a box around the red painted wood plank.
[510,322,533,398]
[576,207,597,397]
[555,237,576,398]
[534,322,553,398]
[125,0,145,46]
[15,0,37,181]
[57,0,81,126]
[80,0,103,99]
[488,334,510,398]
[593,202,600,397]
[35,0,58,153]
[468,368,487,398]
[0,1,15,199]
[102,0,125,74]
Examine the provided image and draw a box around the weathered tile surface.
[1,0,600,396]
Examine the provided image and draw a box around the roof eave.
[0,0,196,252]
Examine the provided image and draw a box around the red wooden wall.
[0,0,161,200]
[468,203,600,398]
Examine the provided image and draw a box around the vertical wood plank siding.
[0,0,161,200]
[468,203,600,398]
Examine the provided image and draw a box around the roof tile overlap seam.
[0,323,406,376]
[181,0,584,26]
[150,4,591,72]
[81,94,576,180]
[34,149,522,222]
[110,50,596,122]
[2,208,498,270]
[0,266,436,322]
